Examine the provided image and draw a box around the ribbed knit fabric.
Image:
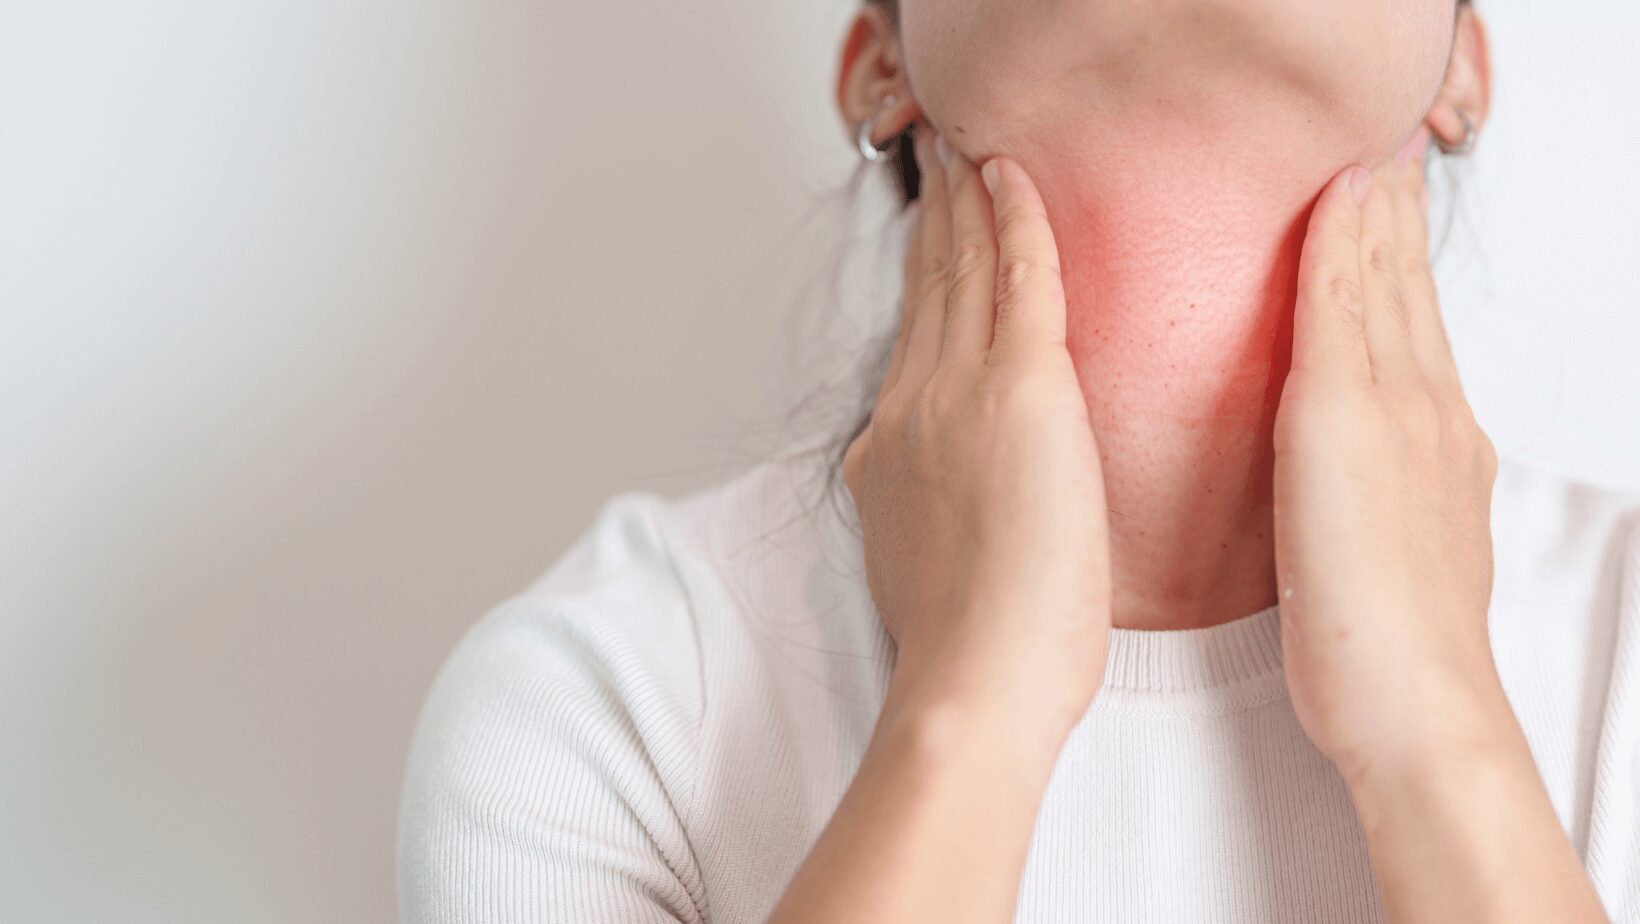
[396,453,1640,923]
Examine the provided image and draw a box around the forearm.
[767,654,1074,924]
[1345,692,1609,924]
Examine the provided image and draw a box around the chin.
[903,0,1454,178]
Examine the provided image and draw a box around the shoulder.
[395,457,858,922]
[408,479,710,769]
[411,454,832,729]
[395,486,703,922]
[399,456,824,795]
[392,462,759,922]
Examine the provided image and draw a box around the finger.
[897,129,951,392]
[1391,148,1464,391]
[938,136,998,363]
[1292,165,1373,388]
[980,156,1068,360]
[1357,163,1422,385]
[879,196,926,398]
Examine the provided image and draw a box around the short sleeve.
[397,496,708,924]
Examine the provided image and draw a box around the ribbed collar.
[1102,604,1284,693]
[1096,604,1288,713]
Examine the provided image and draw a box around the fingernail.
[981,159,1001,196]
[1348,166,1374,205]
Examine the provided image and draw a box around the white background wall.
[1,2,1635,922]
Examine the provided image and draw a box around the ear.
[836,5,922,151]
[1425,5,1492,151]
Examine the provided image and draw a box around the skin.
[839,0,1488,629]
[767,2,1613,922]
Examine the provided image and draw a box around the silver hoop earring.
[856,95,900,163]
[1435,109,1478,157]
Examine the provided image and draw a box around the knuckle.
[1401,253,1434,285]
[1368,245,1398,276]
[1324,216,1361,248]
[949,242,990,286]
[993,257,1057,316]
[1446,408,1498,467]
[1476,432,1500,477]
[1382,283,1410,328]
[1326,275,1364,318]
[916,373,958,423]
[993,203,1037,243]
[919,255,950,292]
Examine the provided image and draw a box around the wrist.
[882,645,1092,770]
[1339,682,1532,805]
[1320,641,1517,778]
[1339,697,1604,924]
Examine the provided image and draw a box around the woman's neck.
[1021,130,1331,631]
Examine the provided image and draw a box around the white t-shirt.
[396,452,1640,923]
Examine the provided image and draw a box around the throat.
[1033,153,1313,631]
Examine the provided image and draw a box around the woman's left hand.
[1275,144,1610,924]
[1272,147,1510,786]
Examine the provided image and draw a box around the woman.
[397,1,1639,921]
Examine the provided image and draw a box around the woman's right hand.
[842,129,1112,738]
